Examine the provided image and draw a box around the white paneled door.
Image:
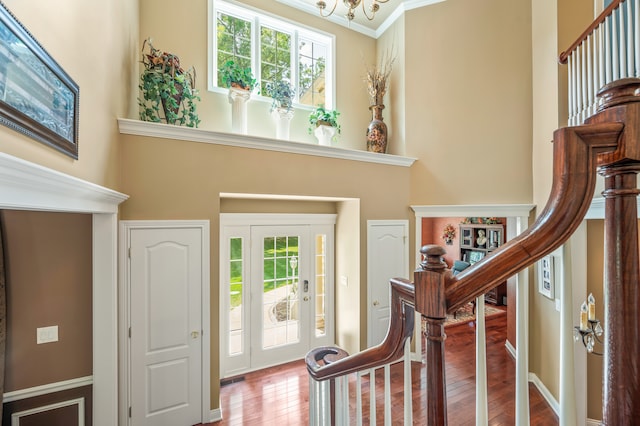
[129,226,204,426]
[367,220,409,347]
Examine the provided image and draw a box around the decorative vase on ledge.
[273,107,294,140]
[228,87,251,134]
[314,124,337,146]
[366,104,388,153]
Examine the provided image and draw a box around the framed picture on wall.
[538,255,554,299]
[0,2,79,159]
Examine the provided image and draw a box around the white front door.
[367,220,409,347]
[220,214,335,378]
[129,227,203,426]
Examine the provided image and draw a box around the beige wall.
[118,134,411,407]
[586,219,604,419]
[0,0,137,189]
[530,0,595,402]
[404,0,533,206]
[138,0,376,151]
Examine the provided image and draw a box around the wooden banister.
[445,120,622,312]
[306,277,415,382]
[558,0,625,64]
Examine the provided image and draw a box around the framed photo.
[538,255,554,299]
[468,250,485,264]
[0,2,79,159]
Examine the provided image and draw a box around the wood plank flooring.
[209,312,558,425]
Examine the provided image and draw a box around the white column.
[515,215,530,426]
[273,108,294,140]
[475,295,489,425]
[228,87,251,134]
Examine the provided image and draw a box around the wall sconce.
[574,293,604,355]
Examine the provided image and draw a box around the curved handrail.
[445,121,623,312]
[558,0,624,64]
[306,277,415,382]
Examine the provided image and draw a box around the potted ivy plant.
[138,38,200,127]
[263,79,295,113]
[219,60,257,92]
[220,60,256,134]
[308,105,340,146]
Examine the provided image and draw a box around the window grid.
[228,237,244,356]
[213,0,334,108]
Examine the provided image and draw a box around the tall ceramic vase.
[366,104,388,153]
[228,86,251,134]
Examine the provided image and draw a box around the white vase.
[273,107,294,140]
[228,86,251,134]
[314,124,337,146]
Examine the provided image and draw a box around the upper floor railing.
[560,0,639,124]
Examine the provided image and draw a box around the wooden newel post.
[415,244,448,426]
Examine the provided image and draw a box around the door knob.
[373,300,379,306]
[191,331,199,339]
[303,296,309,301]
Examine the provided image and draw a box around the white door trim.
[119,220,210,425]
[366,220,409,347]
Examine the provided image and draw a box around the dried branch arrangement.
[365,49,396,106]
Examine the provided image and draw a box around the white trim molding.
[3,376,93,403]
[118,118,416,167]
[0,153,127,426]
[210,408,223,422]
[11,397,85,426]
[529,373,560,416]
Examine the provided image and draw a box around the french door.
[220,214,335,378]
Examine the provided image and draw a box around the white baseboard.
[505,340,516,359]
[210,407,223,422]
[587,419,601,426]
[528,373,560,416]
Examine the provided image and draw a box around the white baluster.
[568,55,576,125]
[619,5,628,78]
[634,0,639,77]
[384,364,391,425]
[598,25,606,111]
[559,245,578,425]
[515,268,530,426]
[309,377,317,425]
[356,372,363,425]
[586,36,594,118]
[605,18,613,83]
[576,44,583,124]
[476,295,489,425]
[626,0,634,77]
[404,339,413,426]
[612,10,620,80]
[336,375,350,425]
[581,42,588,123]
[369,368,376,425]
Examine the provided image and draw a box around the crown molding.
[118,118,416,167]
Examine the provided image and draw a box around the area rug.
[444,302,506,328]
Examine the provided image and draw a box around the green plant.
[138,38,200,127]
[220,60,256,92]
[263,79,295,112]
[308,105,340,134]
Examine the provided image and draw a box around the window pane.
[216,12,252,86]
[228,237,243,356]
[260,26,291,94]
[315,234,326,336]
[298,38,327,107]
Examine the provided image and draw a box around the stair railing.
[559,0,639,124]
[306,277,415,425]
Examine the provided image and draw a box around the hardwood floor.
[209,313,558,425]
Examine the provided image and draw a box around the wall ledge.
[117,118,417,168]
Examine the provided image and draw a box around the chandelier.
[316,0,390,22]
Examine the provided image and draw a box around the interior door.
[367,220,409,347]
[250,225,311,369]
[129,227,202,426]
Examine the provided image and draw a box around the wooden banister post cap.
[597,77,640,112]
[419,244,447,271]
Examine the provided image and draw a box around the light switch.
[555,298,561,312]
[340,275,348,287]
[37,326,59,344]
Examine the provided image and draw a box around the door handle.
[373,300,380,306]
[191,331,199,339]
[303,296,309,301]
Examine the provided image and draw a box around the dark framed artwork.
[0,2,79,159]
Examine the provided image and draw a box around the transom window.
[211,0,335,109]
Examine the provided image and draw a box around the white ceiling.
[276,0,445,38]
